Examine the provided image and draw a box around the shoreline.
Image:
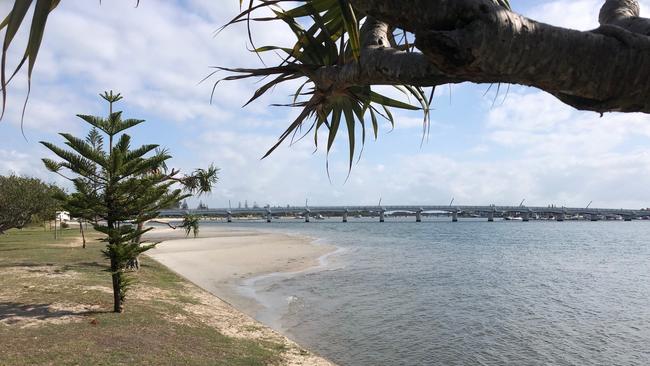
[145,224,338,362]
[235,244,347,332]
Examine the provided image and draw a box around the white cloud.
[525,0,650,30]
[526,0,601,30]
[1,1,301,133]
[486,91,650,156]
[0,150,33,176]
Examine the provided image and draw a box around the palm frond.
[217,0,430,172]
[0,0,61,120]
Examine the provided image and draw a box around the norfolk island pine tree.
[41,91,218,313]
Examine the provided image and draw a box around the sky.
[1,0,650,209]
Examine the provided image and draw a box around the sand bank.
[145,225,336,364]
[147,226,334,310]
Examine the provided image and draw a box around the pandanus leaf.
[217,0,431,172]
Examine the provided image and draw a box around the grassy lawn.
[0,226,285,365]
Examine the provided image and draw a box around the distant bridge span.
[159,205,650,223]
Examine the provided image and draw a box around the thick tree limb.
[350,0,505,32]
[418,9,650,113]
[345,0,650,113]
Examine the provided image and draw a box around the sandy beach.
[145,224,336,365]
[147,225,334,313]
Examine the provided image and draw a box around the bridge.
[159,205,650,223]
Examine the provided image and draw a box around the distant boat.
[315,214,325,220]
[294,215,304,219]
[504,216,523,221]
[355,214,362,218]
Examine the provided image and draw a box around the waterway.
[212,218,650,365]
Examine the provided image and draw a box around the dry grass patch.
[3,265,80,280]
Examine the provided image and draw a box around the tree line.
[0,174,63,234]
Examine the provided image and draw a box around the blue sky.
[1,0,650,209]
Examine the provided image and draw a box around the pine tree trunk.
[110,256,123,313]
[134,221,143,269]
[107,215,123,313]
[79,219,86,248]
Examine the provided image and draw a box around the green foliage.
[41,91,218,313]
[217,0,439,171]
[222,1,524,168]
[180,214,200,238]
[182,166,220,195]
[0,174,63,233]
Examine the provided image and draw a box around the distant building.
[56,211,71,221]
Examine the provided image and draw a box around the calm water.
[213,219,650,365]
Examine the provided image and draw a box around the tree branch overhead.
[1,0,649,163]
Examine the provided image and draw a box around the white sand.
[146,224,335,322]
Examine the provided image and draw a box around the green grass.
[0,227,284,365]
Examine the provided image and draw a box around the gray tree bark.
[325,0,650,114]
